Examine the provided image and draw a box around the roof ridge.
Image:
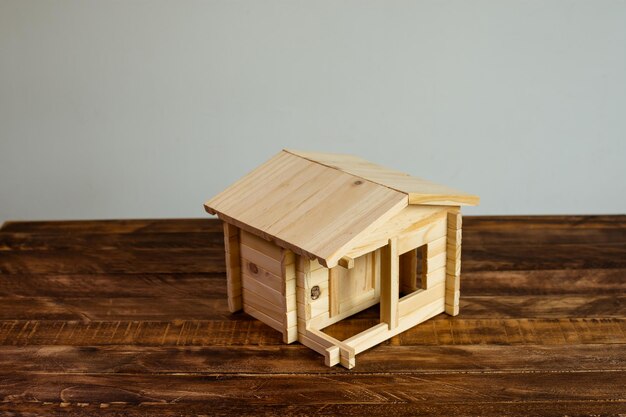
[282,149,409,197]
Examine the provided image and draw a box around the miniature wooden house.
[205,150,478,368]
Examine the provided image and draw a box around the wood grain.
[0,372,624,405]
[285,149,480,206]
[0,215,624,416]
[1,401,625,417]
[1,344,625,374]
[204,151,408,267]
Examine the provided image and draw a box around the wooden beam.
[445,211,462,316]
[324,346,340,367]
[343,323,388,354]
[380,237,399,329]
[338,256,354,269]
[328,267,340,318]
[398,282,445,318]
[305,328,355,369]
[223,222,242,312]
[282,249,298,343]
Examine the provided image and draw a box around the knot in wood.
[310,285,321,300]
[354,180,363,185]
[248,262,259,274]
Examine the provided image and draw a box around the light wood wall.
[236,230,297,343]
[224,208,462,367]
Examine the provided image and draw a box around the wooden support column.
[328,268,340,318]
[445,211,462,316]
[380,237,399,329]
[282,249,298,343]
[223,221,242,312]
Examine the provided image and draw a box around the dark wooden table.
[0,216,625,416]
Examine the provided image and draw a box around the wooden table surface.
[0,216,625,416]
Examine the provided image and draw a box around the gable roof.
[205,150,477,268]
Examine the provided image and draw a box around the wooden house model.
[205,150,479,368]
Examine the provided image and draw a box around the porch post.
[380,237,399,329]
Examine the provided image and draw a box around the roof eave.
[408,193,480,207]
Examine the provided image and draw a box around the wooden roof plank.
[285,149,479,206]
[205,151,408,267]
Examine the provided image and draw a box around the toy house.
[204,149,479,368]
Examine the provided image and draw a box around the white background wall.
[1,0,625,222]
